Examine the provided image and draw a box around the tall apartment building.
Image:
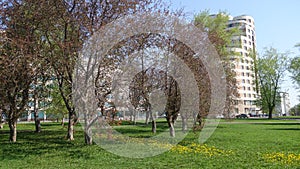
[227,15,260,115]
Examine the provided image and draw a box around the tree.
[256,47,289,119]
[289,104,300,116]
[128,67,181,136]
[5,0,161,142]
[76,10,219,139]
[70,0,166,143]
[0,0,49,142]
[1,0,166,142]
[194,11,239,119]
[289,44,300,89]
[290,57,300,87]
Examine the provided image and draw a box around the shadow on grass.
[252,123,300,126]
[0,123,88,161]
[266,128,300,131]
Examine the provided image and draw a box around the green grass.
[0,119,299,169]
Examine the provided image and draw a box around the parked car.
[216,114,224,119]
[235,114,249,118]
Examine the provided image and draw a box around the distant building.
[226,15,260,115]
[20,79,53,121]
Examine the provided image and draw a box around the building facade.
[278,92,291,116]
[227,15,260,115]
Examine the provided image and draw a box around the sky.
[167,0,300,107]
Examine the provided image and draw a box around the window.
[248,94,251,98]
[241,65,244,69]
[232,100,238,105]
[244,46,247,50]
[246,73,250,77]
[242,72,245,76]
[244,100,252,105]
[244,93,247,97]
[248,87,251,91]
[243,86,246,90]
[242,79,246,83]
[247,80,251,84]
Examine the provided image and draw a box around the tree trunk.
[268,108,273,119]
[129,107,134,122]
[169,122,175,137]
[8,119,17,142]
[150,111,156,133]
[84,127,93,145]
[145,111,150,125]
[34,112,41,133]
[133,109,137,125]
[181,116,188,132]
[61,117,64,127]
[152,120,156,133]
[0,112,3,129]
[33,87,41,133]
[67,115,75,140]
[84,114,99,145]
[0,116,3,129]
[35,118,41,133]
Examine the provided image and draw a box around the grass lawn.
[0,119,299,169]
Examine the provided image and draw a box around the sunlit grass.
[0,119,299,168]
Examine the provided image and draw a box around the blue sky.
[168,0,300,107]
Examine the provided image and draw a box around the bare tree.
[37,0,161,141]
[76,9,222,143]
[72,0,166,143]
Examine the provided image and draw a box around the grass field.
[0,119,299,169]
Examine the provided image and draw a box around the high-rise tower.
[227,15,259,115]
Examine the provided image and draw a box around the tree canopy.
[256,47,289,118]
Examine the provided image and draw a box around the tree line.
[0,1,299,143]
